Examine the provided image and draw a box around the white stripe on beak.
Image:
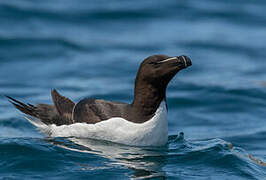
[158,57,177,63]
[181,56,187,67]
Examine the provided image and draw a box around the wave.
[0,136,265,179]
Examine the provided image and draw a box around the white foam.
[26,101,168,146]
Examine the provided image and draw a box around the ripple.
[1,0,266,179]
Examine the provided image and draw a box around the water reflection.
[47,134,186,179]
[46,134,263,179]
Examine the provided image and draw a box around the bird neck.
[132,80,166,116]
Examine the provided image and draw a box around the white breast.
[28,101,168,146]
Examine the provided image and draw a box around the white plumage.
[26,101,168,146]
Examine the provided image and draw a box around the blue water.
[1,0,266,179]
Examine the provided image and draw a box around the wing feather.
[51,89,75,123]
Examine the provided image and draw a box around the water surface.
[1,0,266,179]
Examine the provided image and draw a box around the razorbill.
[6,55,192,146]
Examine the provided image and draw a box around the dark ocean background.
[1,0,266,179]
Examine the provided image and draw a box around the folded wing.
[51,89,75,124]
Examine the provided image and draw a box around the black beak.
[178,55,192,68]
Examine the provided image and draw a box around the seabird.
[6,54,192,146]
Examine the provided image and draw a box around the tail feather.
[6,95,37,117]
[6,95,71,126]
[6,95,49,130]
